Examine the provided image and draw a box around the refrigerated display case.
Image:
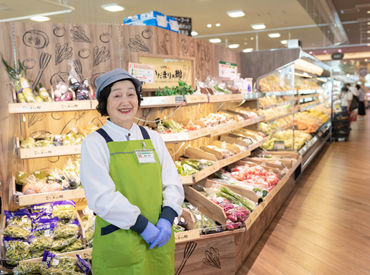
[241,48,332,171]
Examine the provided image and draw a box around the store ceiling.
[0,0,369,53]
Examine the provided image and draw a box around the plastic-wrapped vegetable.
[3,225,31,239]
[5,209,32,229]
[61,238,84,252]
[76,255,91,274]
[13,261,42,274]
[54,220,79,239]
[51,235,78,251]
[52,200,77,221]
[3,237,31,265]
[42,251,77,272]
[32,217,58,236]
[30,235,53,252]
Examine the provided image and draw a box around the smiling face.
[106,80,139,129]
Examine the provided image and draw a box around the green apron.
[92,126,175,275]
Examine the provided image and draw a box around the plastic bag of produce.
[13,261,42,274]
[3,237,31,265]
[41,250,78,273]
[60,237,84,252]
[52,200,77,221]
[76,255,91,274]
[51,235,78,251]
[54,219,80,239]
[4,209,32,239]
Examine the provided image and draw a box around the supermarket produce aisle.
[238,116,370,275]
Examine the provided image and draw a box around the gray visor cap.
[95,68,142,99]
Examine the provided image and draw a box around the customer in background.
[340,86,352,113]
[356,83,366,119]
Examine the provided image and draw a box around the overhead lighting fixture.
[228,44,239,49]
[243,48,253,53]
[251,24,266,30]
[209,38,221,43]
[268,33,281,38]
[367,10,370,14]
[368,21,370,25]
[30,15,50,22]
[215,23,221,27]
[227,10,245,18]
[207,24,212,28]
[367,30,370,33]
[101,3,124,12]
[280,40,287,45]
[191,31,198,36]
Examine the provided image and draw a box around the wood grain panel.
[195,39,215,82]
[0,23,17,211]
[13,22,120,92]
[174,235,236,275]
[214,44,242,78]
[238,117,370,274]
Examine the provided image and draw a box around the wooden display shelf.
[16,188,86,207]
[19,248,92,264]
[248,137,269,151]
[208,93,245,103]
[19,144,81,159]
[180,175,194,185]
[161,128,210,143]
[192,163,221,183]
[184,94,208,104]
[140,95,186,108]
[217,150,251,168]
[175,229,201,243]
[209,116,264,137]
[8,101,93,114]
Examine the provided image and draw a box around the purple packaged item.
[52,200,77,221]
[76,255,91,274]
[5,209,31,229]
[33,217,59,236]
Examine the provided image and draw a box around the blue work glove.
[140,221,160,246]
[149,218,172,249]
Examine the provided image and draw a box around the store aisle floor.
[238,115,370,275]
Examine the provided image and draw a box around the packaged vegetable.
[54,219,79,239]
[52,200,77,221]
[13,261,42,274]
[61,238,84,252]
[33,217,58,236]
[76,255,91,274]
[5,209,32,229]
[3,225,31,239]
[3,237,31,265]
[42,251,77,272]
[51,235,78,251]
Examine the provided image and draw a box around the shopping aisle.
[238,116,370,275]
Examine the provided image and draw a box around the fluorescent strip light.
[280,40,287,45]
[101,3,124,12]
[227,10,245,18]
[207,24,212,28]
[243,48,253,53]
[228,44,239,49]
[268,33,281,38]
[251,24,266,30]
[30,16,50,22]
[191,31,198,36]
[209,38,221,43]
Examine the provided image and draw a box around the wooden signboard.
[138,54,195,89]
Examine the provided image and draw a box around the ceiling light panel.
[268,33,281,38]
[30,16,50,22]
[228,44,239,49]
[191,31,198,36]
[207,23,212,28]
[227,10,245,18]
[209,38,221,43]
[243,48,253,52]
[280,40,287,45]
[251,24,266,30]
[101,3,124,12]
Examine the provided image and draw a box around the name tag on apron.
[135,150,156,164]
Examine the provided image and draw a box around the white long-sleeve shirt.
[80,120,184,230]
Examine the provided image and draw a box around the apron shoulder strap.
[96,128,113,143]
[139,126,150,140]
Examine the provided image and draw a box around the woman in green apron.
[80,68,184,274]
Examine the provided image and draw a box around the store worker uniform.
[80,120,184,274]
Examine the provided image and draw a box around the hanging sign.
[128,63,155,83]
[219,61,238,79]
[138,54,195,89]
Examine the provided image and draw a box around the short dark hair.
[96,79,141,116]
[356,84,361,90]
